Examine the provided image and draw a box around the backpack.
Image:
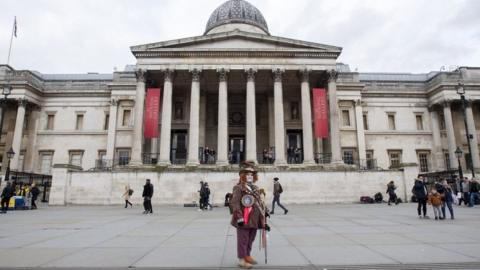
[278,184,283,194]
[128,189,134,196]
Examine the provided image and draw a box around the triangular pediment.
[131,30,341,58]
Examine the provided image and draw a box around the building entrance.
[229,135,245,164]
[287,129,303,163]
[171,130,187,164]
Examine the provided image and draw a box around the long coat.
[230,183,266,229]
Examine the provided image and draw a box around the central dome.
[205,0,269,35]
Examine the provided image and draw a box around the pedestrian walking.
[142,179,154,214]
[123,185,133,208]
[1,181,14,214]
[30,183,40,210]
[204,182,212,210]
[412,177,428,218]
[435,180,446,219]
[428,189,443,220]
[386,181,398,205]
[460,177,470,206]
[230,162,268,269]
[198,181,206,211]
[443,180,455,219]
[270,177,288,215]
[469,178,480,207]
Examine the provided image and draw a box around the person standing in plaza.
[30,183,40,210]
[460,177,470,206]
[270,177,288,215]
[1,181,14,213]
[230,162,268,269]
[198,181,205,211]
[123,185,133,208]
[204,182,212,210]
[435,180,446,219]
[469,178,480,207]
[412,177,428,218]
[428,189,443,220]
[142,179,154,214]
[386,181,398,205]
[443,180,455,219]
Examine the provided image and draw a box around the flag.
[13,16,17,37]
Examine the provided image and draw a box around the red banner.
[312,88,329,138]
[144,88,161,139]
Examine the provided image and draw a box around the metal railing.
[343,158,378,170]
[94,157,130,170]
[199,147,216,164]
[287,149,303,164]
[315,153,332,164]
[142,153,159,165]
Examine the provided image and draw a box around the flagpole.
[6,17,16,66]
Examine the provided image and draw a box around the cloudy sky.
[1,0,478,74]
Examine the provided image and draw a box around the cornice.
[132,49,339,59]
[365,131,433,136]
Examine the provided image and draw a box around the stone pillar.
[245,68,257,163]
[158,69,174,165]
[300,69,315,165]
[443,101,458,169]
[130,69,146,165]
[327,70,343,164]
[187,69,201,166]
[273,68,286,165]
[106,98,119,161]
[216,68,229,165]
[268,96,274,148]
[429,107,445,171]
[10,99,27,170]
[354,99,367,164]
[465,102,480,169]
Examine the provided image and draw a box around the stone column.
[327,70,343,164]
[187,69,201,166]
[429,107,445,171]
[465,102,480,169]
[106,98,119,161]
[273,68,286,165]
[300,69,315,165]
[443,101,458,169]
[130,69,146,165]
[354,99,367,164]
[158,69,174,165]
[216,68,229,165]
[245,68,257,163]
[11,99,27,170]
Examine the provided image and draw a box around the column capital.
[135,69,147,82]
[272,68,284,82]
[17,98,27,107]
[163,69,175,82]
[299,68,310,83]
[190,68,201,82]
[110,98,119,106]
[245,68,257,81]
[217,68,229,81]
[327,69,338,83]
[443,99,453,108]
[354,99,363,106]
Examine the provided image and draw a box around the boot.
[245,256,258,265]
[238,258,252,269]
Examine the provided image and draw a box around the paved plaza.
[0,203,480,269]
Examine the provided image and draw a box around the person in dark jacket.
[142,179,154,214]
[435,181,446,219]
[442,180,454,219]
[469,178,480,207]
[412,177,428,218]
[386,181,398,205]
[30,183,40,210]
[1,181,14,213]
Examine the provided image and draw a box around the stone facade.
[1,0,480,204]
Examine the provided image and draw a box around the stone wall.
[49,167,413,206]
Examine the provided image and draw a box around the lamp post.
[4,147,15,184]
[456,82,475,177]
[455,147,463,179]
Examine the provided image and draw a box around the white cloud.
[0,0,478,73]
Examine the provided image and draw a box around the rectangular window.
[388,114,396,130]
[444,152,451,170]
[122,110,131,126]
[39,151,53,175]
[291,102,300,120]
[342,149,354,165]
[342,110,351,126]
[46,114,55,130]
[388,150,402,168]
[75,114,84,130]
[416,115,424,130]
[104,113,109,130]
[69,151,83,167]
[116,148,131,166]
[363,113,369,130]
[174,102,184,120]
[417,151,430,172]
[366,150,375,169]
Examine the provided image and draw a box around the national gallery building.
[1,0,479,205]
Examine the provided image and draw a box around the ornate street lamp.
[4,147,15,184]
[456,82,475,177]
[455,146,463,179]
